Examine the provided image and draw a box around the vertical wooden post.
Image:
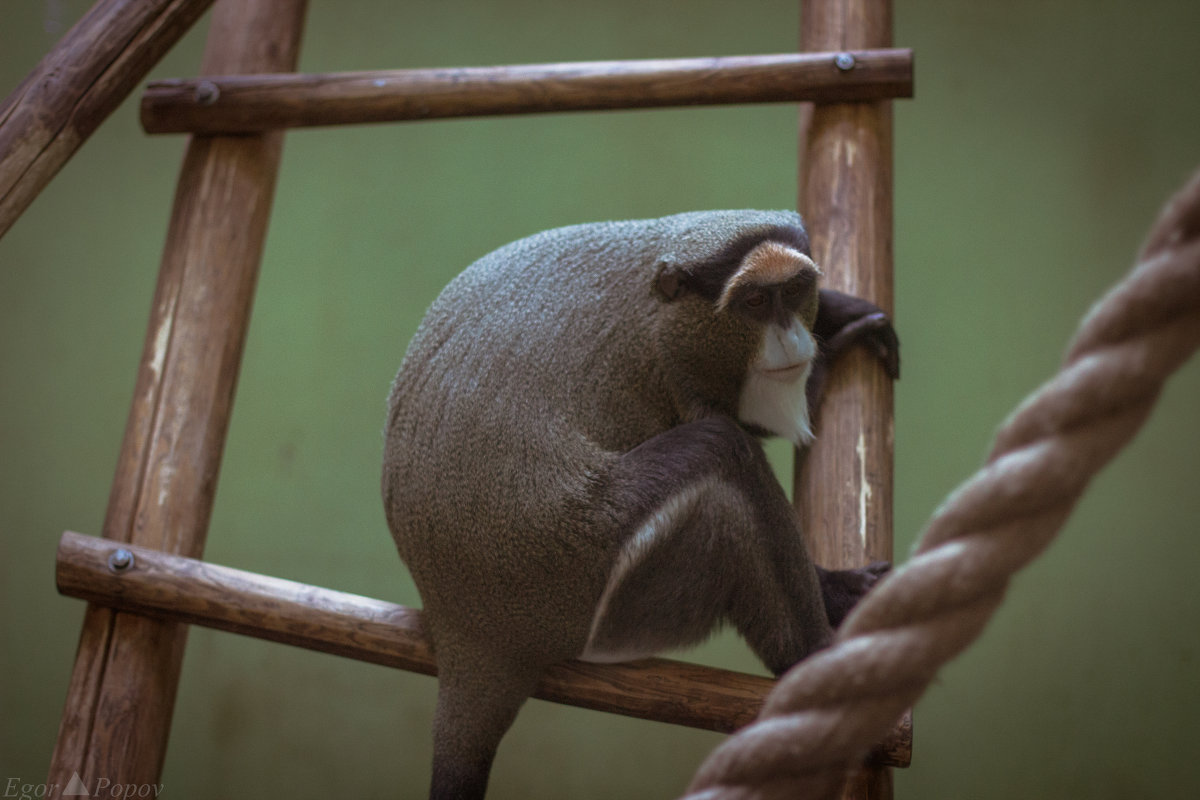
[796,0,896,798]
[46,1,306,795]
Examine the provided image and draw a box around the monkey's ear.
[654,258,688,301]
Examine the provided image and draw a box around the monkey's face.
[654,235,822,445]
[719,241,821,445]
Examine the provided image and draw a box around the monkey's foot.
[817,561,890,628]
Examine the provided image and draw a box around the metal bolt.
[108,548,135,573]
[194,80,220,105]
[834,52,856,72]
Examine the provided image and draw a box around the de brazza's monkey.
[382,210,899,800]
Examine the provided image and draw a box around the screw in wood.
[834,52,856,71]
[194,80,220,105]
[108,548,135,573]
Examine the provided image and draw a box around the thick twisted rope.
[683,167,1200,800]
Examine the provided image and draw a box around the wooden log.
[795,0,900,797]
[45,1,307,795]
[54,530,912,766]
[139,49,914,134]
[0,0,216,239]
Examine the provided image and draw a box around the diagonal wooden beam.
[45,0,307,792]
[0,0,217,239]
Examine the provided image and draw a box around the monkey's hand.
[817,561,890,629]
[805,290,899,421]
[813,288,900,380]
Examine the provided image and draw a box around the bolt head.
[194,80,220,105]
[834,52,856,71]
[108,548,135,573]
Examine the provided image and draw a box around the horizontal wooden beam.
[56,532,911,765]
[140,49,913,134]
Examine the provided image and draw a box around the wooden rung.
[140,49,914,134]
[55,531,911,767]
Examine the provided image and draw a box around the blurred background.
[2,1,1198,797]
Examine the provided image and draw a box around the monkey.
[381,209,899,800]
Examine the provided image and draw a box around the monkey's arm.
[806,288,900,418]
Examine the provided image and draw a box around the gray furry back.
[386,209,804,449]
[381,209,805,639]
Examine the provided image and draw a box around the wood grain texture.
[46,1,307,794]
[0,0,216,238]
[795,0,901,795]
[139,49,913,134]
[55,531,912,765]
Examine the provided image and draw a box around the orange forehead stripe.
[717,241,821,311]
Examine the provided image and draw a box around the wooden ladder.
[0,0,912,796]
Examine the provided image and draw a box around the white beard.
[737,322,816,446]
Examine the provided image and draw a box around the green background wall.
[3,1,1199,797]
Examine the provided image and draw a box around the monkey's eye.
[744,291,768,308]
[781,284,802,298]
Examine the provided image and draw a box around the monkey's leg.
[582,416,833,676]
